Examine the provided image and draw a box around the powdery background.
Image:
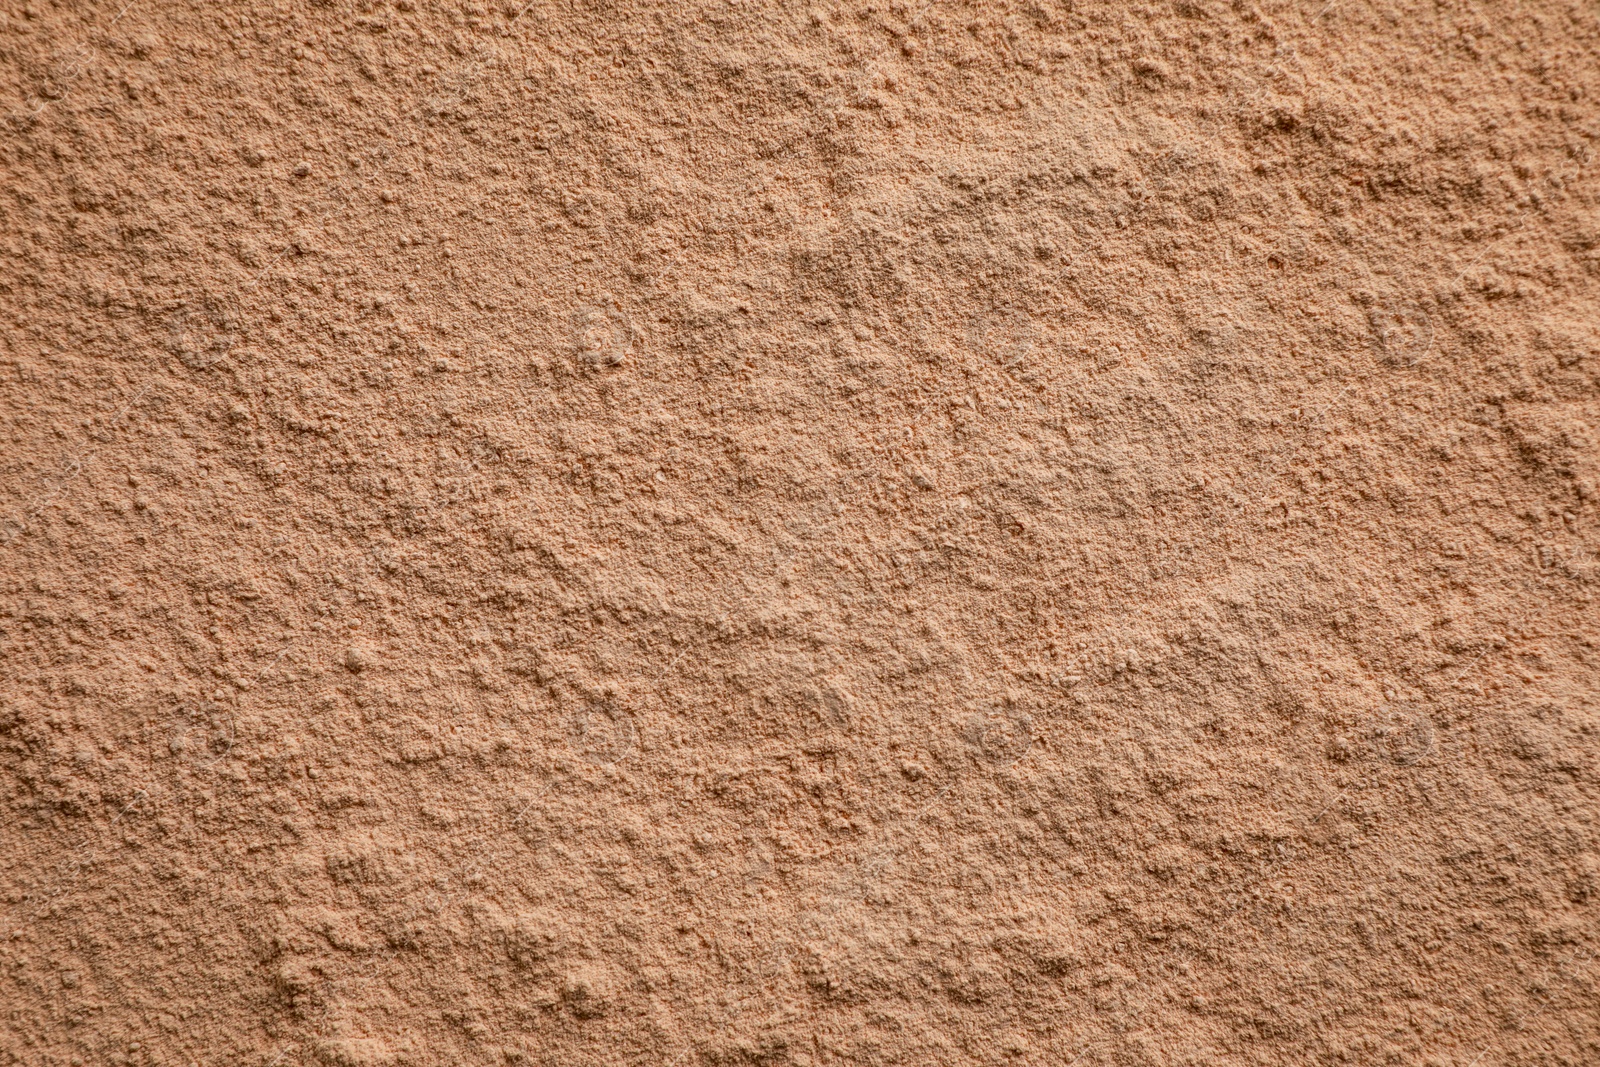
[2,1,1599,1065]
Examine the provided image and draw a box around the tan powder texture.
[3,1,1600,1064]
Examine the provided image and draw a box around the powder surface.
[2,2,1599,1065]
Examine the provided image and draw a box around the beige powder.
[2,1,1599,1065]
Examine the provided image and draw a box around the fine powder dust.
[2,2,1599,1065]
